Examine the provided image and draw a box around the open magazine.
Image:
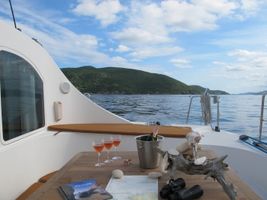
[58,179,112,200]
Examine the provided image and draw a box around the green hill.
[61,66,228,94]
[190,85,228,95]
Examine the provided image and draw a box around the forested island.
[61,66,228,95]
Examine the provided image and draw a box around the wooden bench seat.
[16,171,57,200]
[48,123,192,138]
[16,182,43,200]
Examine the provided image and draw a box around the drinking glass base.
[112,156,122,160]
[95,163,101,167]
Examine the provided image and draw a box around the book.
[58,179,113,200]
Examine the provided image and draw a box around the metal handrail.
[200,90,212,125]
[186,96,199,124]
[214,96,220,132]
[186,90,220,132]
[259,93,267,141]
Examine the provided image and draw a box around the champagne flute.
[104,137,113,163]
[112,135,122,160]
[92,140,104,167]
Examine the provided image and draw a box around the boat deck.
[27,150,260,200]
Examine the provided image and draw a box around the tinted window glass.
[0,51,44,141]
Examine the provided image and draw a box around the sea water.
[90,94,267,138]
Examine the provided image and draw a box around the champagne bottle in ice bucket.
[151,121,160,141]
[136,121,163,169]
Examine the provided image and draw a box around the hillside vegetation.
[61,66,228,95]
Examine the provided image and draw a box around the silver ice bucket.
[135,135,164,169]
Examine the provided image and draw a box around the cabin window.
[0,51,44,141]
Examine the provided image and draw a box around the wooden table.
[28,151,260,200]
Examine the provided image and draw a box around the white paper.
[105,175,158,200]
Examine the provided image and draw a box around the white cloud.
[111,27,170,45]
[170,58,191,68]
[110,0,265,49]
[192,0,238,17]
[18,21,110,66]
[0,1,133,67]
[129,46,182,60]
[228,49,267,68]
[108,56,144,70]
[109,0,248,61]
[127,2,167,36]
[115,44,131,52]
[213,61,225,65]
[110,2,170,47]
[111,56,127,64]
[122,0,238,35]
[161,1,217,32]
[1,1,154,71]
[212,49,267,91]
[229,0,266,20]
[239,0,265,17]
[72,0,124,26]
[229,49,263,57]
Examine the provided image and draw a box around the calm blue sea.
[90,94,267,138]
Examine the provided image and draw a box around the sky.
[1,0,267,94]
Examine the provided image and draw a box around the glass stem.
[107,150,110,160]
[97,152,100,164]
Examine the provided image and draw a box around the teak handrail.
[48,123,192,138]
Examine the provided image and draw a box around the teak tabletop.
[28,150,260,200]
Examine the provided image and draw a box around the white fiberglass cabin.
[0,20,267,199]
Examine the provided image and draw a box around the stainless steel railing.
[259,93,267,141]
[186,90,220,132]
[186,96,200,124]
